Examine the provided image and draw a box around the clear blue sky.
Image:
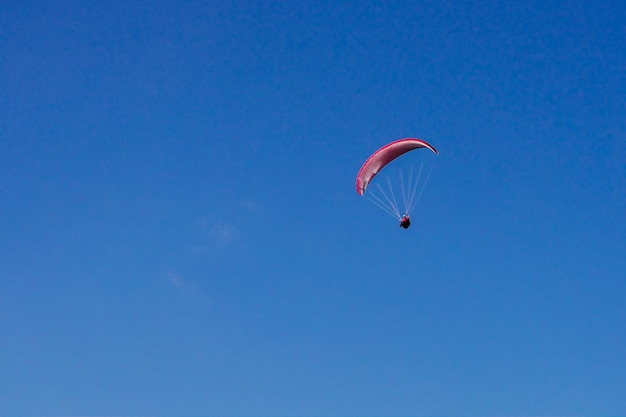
[1,0,625,415]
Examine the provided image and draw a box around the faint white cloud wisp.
[164,271,186,289]
[210,222,239,246]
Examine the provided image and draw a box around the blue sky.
[1,0,625,415]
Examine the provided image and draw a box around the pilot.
[399,215,411,229]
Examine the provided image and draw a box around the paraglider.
[356,138,438,229]
[399,214,411,229]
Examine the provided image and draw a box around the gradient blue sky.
[1,0,625,415]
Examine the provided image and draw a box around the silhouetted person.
[400,215,410,229]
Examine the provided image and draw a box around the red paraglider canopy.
[355,138,438,195]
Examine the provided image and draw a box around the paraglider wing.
[355,138,438,195]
